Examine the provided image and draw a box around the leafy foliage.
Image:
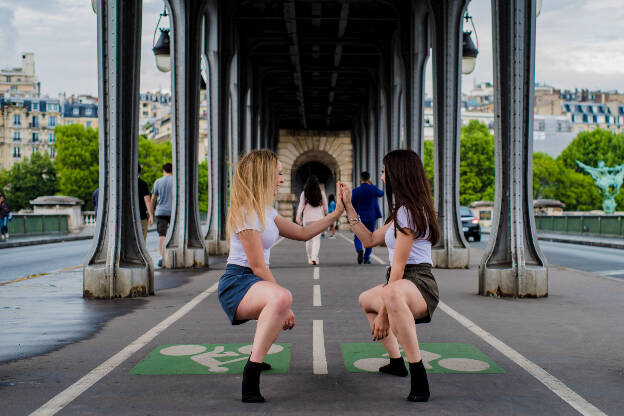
[54,124,99,209]
[198,159,210,213]
[0,152,59,211]
[458,120,495,205]
[138,136,173,190]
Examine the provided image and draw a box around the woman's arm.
[340,182,388,247]
[295,192,305,225]
[322,192,328,215]
[238,229,277,283]
[387,228,415,284]
[275,208,343,241]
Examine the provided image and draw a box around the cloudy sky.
[0,0,622,98]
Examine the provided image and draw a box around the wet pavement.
[1,233,622,415]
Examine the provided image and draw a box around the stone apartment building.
[63,95,99,130]
[0,53,39,97]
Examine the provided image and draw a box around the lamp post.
[152,6,171,73]
[462,11,479,75]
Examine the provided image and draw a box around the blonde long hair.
[226,149,279,238]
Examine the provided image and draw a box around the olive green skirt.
[385,263,439,324]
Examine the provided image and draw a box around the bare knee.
[382,285,405,312]
[271,288,292,314]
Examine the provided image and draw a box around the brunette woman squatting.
[339,149,440,402]
[218,150,344,403]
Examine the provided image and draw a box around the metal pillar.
[243,88,252,154]
[429,0,469,268]
[479,0,548,297]
[205,1,228,254]
[408,0,429,157]
[367,90,377,182]
[378,85,390,218]
[162,0,208,268]
[84,0,153,298]
[228,53,240,166]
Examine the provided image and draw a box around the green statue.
[576,160,624,214]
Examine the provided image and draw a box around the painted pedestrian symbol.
[341,343,505,374]
[130,343,291,375]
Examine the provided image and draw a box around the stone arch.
[276,130,353,223]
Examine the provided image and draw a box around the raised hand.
[339,182,352,205]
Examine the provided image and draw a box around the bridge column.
[429,0,470,268]
[407,0,430,157]
[205,3,228,254]
[162,0,208,268]
[367,90,378,183]
[479,0,548,297]
[84,0,154,298]
[378,85,390,218]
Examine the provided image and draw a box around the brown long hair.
[303,175,322,207]
[383,149,440,244]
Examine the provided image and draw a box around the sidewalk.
[482,227,624,249]
[1,233,621,415]
[0,231,93,249]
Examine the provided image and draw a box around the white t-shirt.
[385,206,432,266]
[227,207,280,268]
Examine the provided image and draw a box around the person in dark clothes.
[138,165,154,242]
[0,195,10,241]
[350,171,384,264]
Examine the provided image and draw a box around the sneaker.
[157,259,162,268]
[330,235,336,239]
[312,259,318,265]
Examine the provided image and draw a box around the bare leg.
[158,235,165,257]
[235,281,292,363]
[382,280,428,363]
[359,285,401,358]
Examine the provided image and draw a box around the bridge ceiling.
[233,0,410,130]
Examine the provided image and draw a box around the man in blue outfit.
[351,171,384,264]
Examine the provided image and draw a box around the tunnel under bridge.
[85,0,547,299]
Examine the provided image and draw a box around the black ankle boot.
[379,357,408,377]
[242,360,265,403]
[407,360,430,402]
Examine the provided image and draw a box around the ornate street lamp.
[91,0,96,13]
[152,6,171,73]
[462,11,478,75]
[537,0,543,17]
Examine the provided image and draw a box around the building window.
[10,85,17,91]
[48,103,58,112]
[50,148,56,159]
[32,147,38,153]
[86,121,92,129]
[49,116,57,128]
[85,108,93,116]
[13,131,20,141]
[32,132,39,142]
[13,114,21,126]
[32,102,39,111]
[73,108,80,116]
[535,120,546,131]
[13,147,21,158]
[49,133,55,143]
[32,115,39,128]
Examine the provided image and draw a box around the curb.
[482,230,624,250]
[0,234,93,249]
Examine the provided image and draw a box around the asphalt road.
[469,234,624,279]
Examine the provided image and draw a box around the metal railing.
[7,214,69,236]
[535,215,624,238]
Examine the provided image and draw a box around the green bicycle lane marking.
[341,342,505,374]
[130,343,291,375]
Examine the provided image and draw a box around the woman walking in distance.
[218,150,343,403]
[295,175,328,264]
[339,149,440,402]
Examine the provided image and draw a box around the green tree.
[198,159,209,213]
[138,136,172,190]
[459,120,495,205]
[556,128,624,209]
[533,152,601,211]
[54,124,99,209]
[0,152,59,211]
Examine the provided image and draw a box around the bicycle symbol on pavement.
[130,343,291,375]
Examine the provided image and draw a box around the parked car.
[460,206,481,241]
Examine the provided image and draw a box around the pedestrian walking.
[295,175,328,264]
[339,149,440,402]
[151,163,173,267]
[351,171,384,264]
[218,149,343,402]
[0,195,11,241]
[138,165,154,242]
[327,194,337,239]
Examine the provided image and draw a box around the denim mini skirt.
[218,264,263,325]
